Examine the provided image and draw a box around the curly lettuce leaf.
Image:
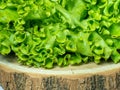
[0,0,120,68]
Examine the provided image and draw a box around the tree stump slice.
[0,55,120,90]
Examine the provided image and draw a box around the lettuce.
[0,0,120,68]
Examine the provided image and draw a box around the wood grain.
[0,55,120,90]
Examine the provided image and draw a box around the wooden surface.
[1,55,120,90]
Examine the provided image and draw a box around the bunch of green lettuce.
[0,0,120,68]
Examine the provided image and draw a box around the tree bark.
[0,55,120,90]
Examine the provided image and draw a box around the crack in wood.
[14,73,27,90]
[116,72,120,90]
[42,76,69,90]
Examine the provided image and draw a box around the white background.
[0,86,3,90]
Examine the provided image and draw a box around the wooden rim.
[0,55,120,75]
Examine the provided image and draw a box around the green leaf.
[14,31,26,43]
[0,8,18,23]
[109,23,120,38]
[0,0,120,68]
[0,44,10,55]
[44,58,53,68]
[76,32,93,56]
[69,53,82,65]
[66,40,77,52]
[89,32,112,60]
[111,49,120,63]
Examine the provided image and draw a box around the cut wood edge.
[0,55,120,76]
